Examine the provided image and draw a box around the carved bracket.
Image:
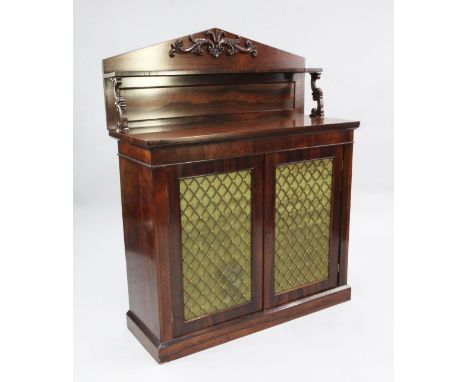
[109,77,129,133]
[169,29,257,58]
[309,72,324,118]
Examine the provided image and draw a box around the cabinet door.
[168,156,264,336]
[264,146,343,308]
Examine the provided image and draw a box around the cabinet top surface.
[109,113,360,148]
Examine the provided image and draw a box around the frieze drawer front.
[103,27,359,363]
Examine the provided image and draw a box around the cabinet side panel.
[119,157,160,338]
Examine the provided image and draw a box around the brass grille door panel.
[264,147,343,308]
[180,170,252,321]
[274,158,333,294]
[169,157,263,336]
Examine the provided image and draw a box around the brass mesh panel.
[180,170,252,321]
[274,158,333,294]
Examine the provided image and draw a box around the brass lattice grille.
[179,170,252,321]
[274,158,333,294]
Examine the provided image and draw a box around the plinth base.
[127,285,351,363]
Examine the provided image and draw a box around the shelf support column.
[309,71,324,118]
[109,77,129,133]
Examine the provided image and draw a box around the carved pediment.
[103,28,304,73]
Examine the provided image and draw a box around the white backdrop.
[74,0,393,380]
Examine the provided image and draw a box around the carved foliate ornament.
[109,77,129,133]
[310,72,324,118]
[169,29,257,58]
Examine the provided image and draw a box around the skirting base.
[127,284,351,363]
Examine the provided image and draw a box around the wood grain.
[166,156,265,336]
[118,158,161,337]
[263,146,342,308]
[103,28,305,73]
[111,116,359,148]
[127,285,351,363]
[123,82,294,121]
[106,28,359,363]
[339,141,354,285]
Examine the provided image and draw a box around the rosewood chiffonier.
[102,28,359,363]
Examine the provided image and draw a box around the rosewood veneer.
[102,28,359,363]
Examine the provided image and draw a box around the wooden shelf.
[103,67,322,78]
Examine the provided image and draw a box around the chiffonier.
[102,28,359,363]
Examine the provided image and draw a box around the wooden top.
[109,113,360,147]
